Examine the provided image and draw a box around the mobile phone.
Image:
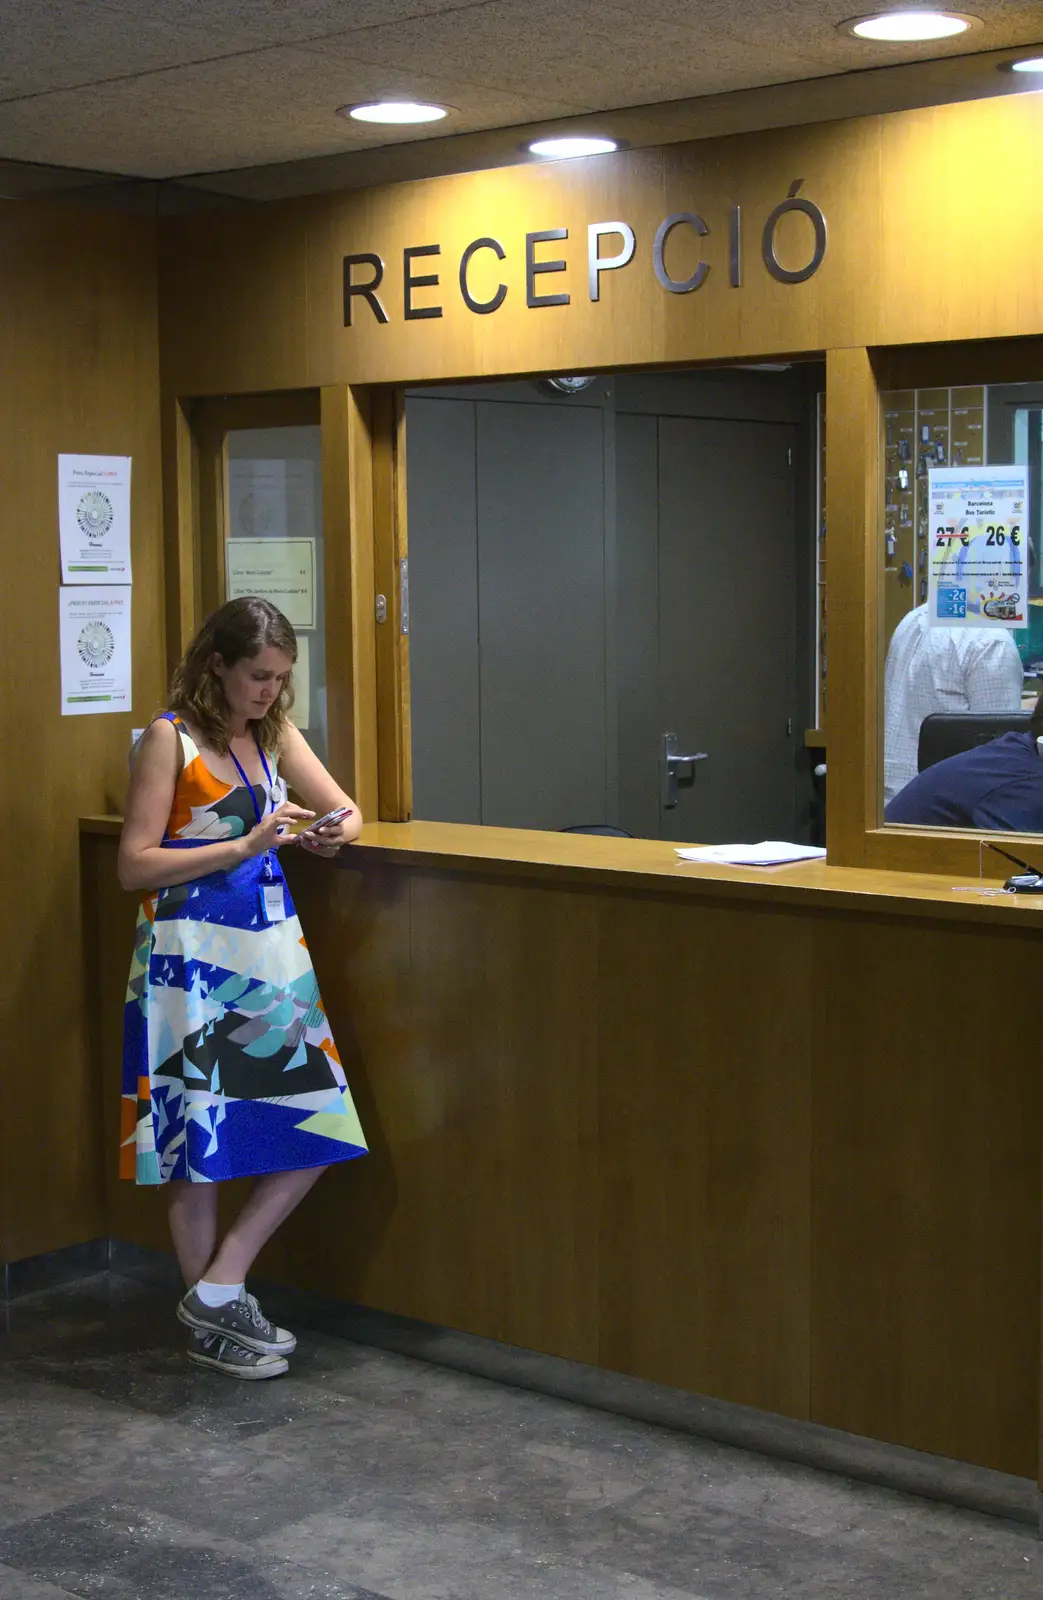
[302,805,352,833]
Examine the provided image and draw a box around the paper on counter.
[676,842,827,867]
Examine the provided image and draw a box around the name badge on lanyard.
[228,737,287,928]
[262,881,287,923]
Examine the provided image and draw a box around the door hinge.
[787,446,793,467]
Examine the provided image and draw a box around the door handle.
[661,732,708,809]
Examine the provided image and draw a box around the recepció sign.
[343,180,827,326]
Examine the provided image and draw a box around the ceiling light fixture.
[841,10,978,40]
[340,100,449,124]
[1010,55,1043,72]
[527,136,619,159]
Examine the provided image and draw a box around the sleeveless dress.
[120,714,368,1185]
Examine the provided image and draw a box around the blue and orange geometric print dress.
[121,713,368,1185]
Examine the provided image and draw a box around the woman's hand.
[240,802,315,859]
[297,811,355,859]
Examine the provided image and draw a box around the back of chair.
[559,824,634,837]
[917,712,1032,773]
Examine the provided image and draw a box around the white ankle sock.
[195,1279,244,1308]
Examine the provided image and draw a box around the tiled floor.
[0,1273,1038,1600]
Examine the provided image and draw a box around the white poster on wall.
[927,465,1028,629]
[59,586,132,715]
[58,455,132,583]
[226,537,316,629]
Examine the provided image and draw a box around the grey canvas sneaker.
[186,1329,288,1380]
[177,1287,297,1356]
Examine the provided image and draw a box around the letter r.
[343,254,389,326]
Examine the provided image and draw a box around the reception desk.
[80,818,1043,1484]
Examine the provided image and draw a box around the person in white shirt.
[883,604,1024,802]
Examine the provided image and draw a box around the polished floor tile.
[0,1273,1037,1600]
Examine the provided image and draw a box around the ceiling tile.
[101,0,498,46]
[0,46,588,177]
[0,0,250,100]
[303,0,832,106]
[1,0,1041,185]
[0,0,497,102]
[594,0,1043,67]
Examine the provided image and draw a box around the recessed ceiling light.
[841,10,979,40]
[1010,55,1043,72]
[527,136,619,159]
[340,100,449,124]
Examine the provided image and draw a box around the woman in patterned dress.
[118,597,367,1379]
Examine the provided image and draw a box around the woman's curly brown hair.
[167,597,297,755]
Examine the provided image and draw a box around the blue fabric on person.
[884,730,1043,830]
[120,715,367,1185]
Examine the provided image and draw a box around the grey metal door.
[476,399,606,830]
[657,416,798,843]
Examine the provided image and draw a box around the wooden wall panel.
[813,914,1042,1476]
[158,95,1043,396]
[0,203,164,1265]
[824,347,883,866]
[86,833,1042,1477]
[157,201,311,398]
[596,894,813,1417]
[85,833,170,1257]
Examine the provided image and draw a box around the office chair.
[917,712,1032,773]
[559,824,633,837]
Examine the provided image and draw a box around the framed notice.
[58,454,132,583]
[927,466,1028,629]
[225,537,316,629]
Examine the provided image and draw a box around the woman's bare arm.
[117,719,311,892]
[278,722,363,847]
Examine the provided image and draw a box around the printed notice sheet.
[59,455,132,583]
[927,465,1028,628]
[59,586,132,715]
[225,538,316,629]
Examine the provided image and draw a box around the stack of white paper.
[675,842,827,867]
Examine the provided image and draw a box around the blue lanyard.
[228,735,275,829]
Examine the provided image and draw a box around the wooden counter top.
[80,814,1043,929]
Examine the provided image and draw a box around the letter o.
[761,196,827,284]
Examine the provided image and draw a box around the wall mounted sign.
[58,454,132,583]
[927,465,1028,629]
[343,180,827,327]
[59,585,131,714]
[226,536,316,629]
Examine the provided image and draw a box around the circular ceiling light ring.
[839,10,981,41]
[526,136,620,159]
[339,101,451,124]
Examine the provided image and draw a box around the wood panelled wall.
[0,202,164,1265]
[84,832,1042,1480]
[153,90,1043,875]
[158,93,1043,394]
